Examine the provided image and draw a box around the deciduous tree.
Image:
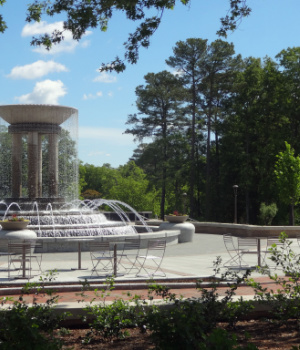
[0,0,251,72]
[274,142,300,226]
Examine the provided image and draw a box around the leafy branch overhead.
[0,0,251,72]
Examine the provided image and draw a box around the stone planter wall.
[193,222,300,238]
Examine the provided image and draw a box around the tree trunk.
[189,79,197,218]
[289,203,294,226]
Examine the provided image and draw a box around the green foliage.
[108,161,158,211]
[0,1,7,33]
[0,302,63,350]
[80,161,159,212]
[146,260,254,350]
[248,232,300,323]
[199,328,258,350]
[80,268,258,349]
[85,298,139,340]
[274,142,300,225]
[259,202,278,225]
[125,70,187,218]
[274,142,300,206]
[217,0,251,37]
[0,272,67,350]
[81,189,101,199]
[0,0,251,72]
[82,277,145,341]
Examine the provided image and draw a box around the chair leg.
[91,258,114,276]
[136,257,166,277]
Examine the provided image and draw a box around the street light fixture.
[233,185,238,224]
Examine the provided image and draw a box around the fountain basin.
[34,229,180,252]
[0,229,37,242]
[159,222,195,243]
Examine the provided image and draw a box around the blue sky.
[1,0,300,168]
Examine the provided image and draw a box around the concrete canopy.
[0,104,77,125]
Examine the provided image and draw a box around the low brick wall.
[193,222,300,238]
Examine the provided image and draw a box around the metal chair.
[261,237,284,268]
[297,235,300,249]
[238,237,259,268]
[118,237,141,274]
[0,240,17,272]
[30,240,43,273]
[223,234,240,267]
[8,241,33,279]
[136,240,166,277]
[90,241,114,276]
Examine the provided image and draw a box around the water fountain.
[0,104,180,251]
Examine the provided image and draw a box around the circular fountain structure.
[0,104,162,250]
[0,104,78,207]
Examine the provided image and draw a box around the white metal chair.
[297,235,300,249]
[118,237,141,274]
[238,237,259,268]
[90,241,114,276]
[136,240,166,277]
[261,237,284,268]
[223,234,240,267]
[8,241,33,279]
[0,240,17,273]
[30,240,43,273]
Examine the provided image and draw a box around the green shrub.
[85,298,140,340]
[248,231,300,323]
[145,260,255,350]
[0,273,68,350]
[259,202,278,225]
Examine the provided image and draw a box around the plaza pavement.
[0,233,297,309]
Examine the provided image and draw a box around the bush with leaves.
[0,271,68,350]
[259,202,278,225]
[248,231,300,323]
[145,259,255,350]
[82,276,146,342]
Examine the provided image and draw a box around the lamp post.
[233,185,238,224]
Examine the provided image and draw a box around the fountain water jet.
[0,105,181,251]
[0,104,152,243]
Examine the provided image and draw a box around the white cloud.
[22,21,62,37]
[15,79,67,104]
[107,91,113,97]
[93,72,117,83]
[22,21,92,54]
[83,91,103,100]
[87,151,111,157]
[79,127,134,145]
[81,40,91,48]
[171,68,185,77]
[7,60,68,80]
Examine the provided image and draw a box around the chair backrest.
[266,237,283,248]
[8,241,31,255]
[297,235,300,248]
[34,240,43,250]
[0,240,9,253]
[124,237,141,251]
[238,237,258,251]
[223,234,237,252]
[90,241,110,252]
[147,240,166,258]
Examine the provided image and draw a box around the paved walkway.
[0,234,296,307]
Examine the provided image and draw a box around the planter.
[165,215,189,223]
[0,220,30,230]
